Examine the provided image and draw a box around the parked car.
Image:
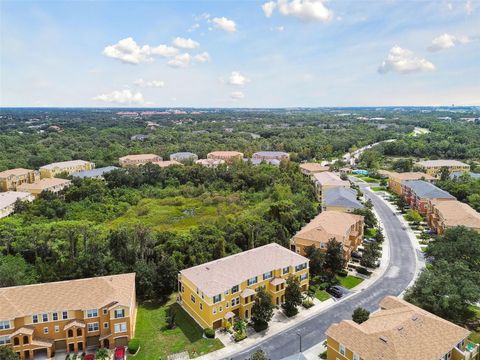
[84,355,95,360]
[327,285,344,299]
[114,347,125,360]
[351,251,362,259]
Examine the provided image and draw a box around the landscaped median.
[132,296,224,360]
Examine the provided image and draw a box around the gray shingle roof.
[450,171,480,180]
[404,180,455,199]
[322,187,364,209]
[71,166,118,179]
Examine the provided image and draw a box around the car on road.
[114,347,125,360]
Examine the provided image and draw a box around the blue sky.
[1,0,479,107]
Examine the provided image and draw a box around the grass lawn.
[468,306,480,344]
[337,275,364,289]
[352,174,379,183]
[371,186,387,192]
[133,296,224,360]
[315,289,331,301]
[108,196,242,232]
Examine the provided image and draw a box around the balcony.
[455,343,479,360]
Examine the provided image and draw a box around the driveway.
[228,186,417,360]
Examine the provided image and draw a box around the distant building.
[325,296,476,360]
[401,180,455,215]
[118,154,162,168]
[248,158,281,166]
[178,243,309,329]
[195,159,225,168]
[450,171,480,180]
[39,160,95,179]
[322,187,364,213]
[207,151,244,164]
[252,151,290,162]
[17,178,71,198]
[290,211,364,261]
[0,191,34,218]
[71,166,119,180]
[154,160,182,168]
[169,152,199,163]
[313,172,350,199]
[386,172,435,195]
[427,200,480,235]
[0,273,136,359]
[299,163,330,176]
[0,168,39,192]
[130,134,148,141]
[416,159,470,177]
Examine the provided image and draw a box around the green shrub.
[337,269,348,277]
[302,300,314,309]
[253,321,268,332]
[128,338,140,354]
[204,328,215,338]
[319,350,327,359]
[357,267,372,276]
[234,331,247,342]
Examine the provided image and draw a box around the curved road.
[229,186,418,360]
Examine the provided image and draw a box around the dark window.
[77,328,82,337]
[14,337,19,346]
[23,336,28,345]
[68,329,73,338]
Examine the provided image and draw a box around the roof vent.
[205,267,210,271]
[379,336,388,343]
[397,326,403,331]
[412,315,418,321]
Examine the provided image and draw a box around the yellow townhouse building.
[0,191,34,218]
[290,211,364,262]
[415,159,470,177]
[386,171,435,195]
[427,199,480,235]
[0,273,136,360]
[312,172,350,200]
[325,296,478,360]
[0,168,39,192]
[206,151,244,164]
[39,160,95,178]
[299,163,330,176]
[178,243,309,330]
[17,178,71,198]
[118,154,162,168]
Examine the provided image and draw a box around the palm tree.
[95,348,109,360]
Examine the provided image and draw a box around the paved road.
[229,186,417,360]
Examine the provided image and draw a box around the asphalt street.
[228,186,418,360]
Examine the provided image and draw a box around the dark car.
[351,251,362,259]
[327,286,344,299]
[114,347,125,360]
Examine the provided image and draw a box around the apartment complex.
[428,200,480,234]
[39,161,95,178]
[17,178,71,198]
[252,151,290,162]
[291,211,364,261]
[0,191,34,218]
[386,171,435,195]
[0,273,136,360]
[299,163,330,176]
[401,180,455,215]
[313,172,350,199]
[325,296,476,360]
[178,243,309,330]
[416,159,470,177]
[206,151,244,163]
[0,168,39,192]
[322,187,364,213]
[118,154,162,167]
[169,152,198,163]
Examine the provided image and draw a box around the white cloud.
[134,79,165,88]
[465,0,473,15]
[103,37,178,64]
[231,91,245,99]
[212,17,237,32]
[428,33,475,51]
[262,1,277,17]
[188,23,200,32]
[167,53,192,68]
[228,71,249,86]
[264,0,333,22]
[378,46,435,74]
[271,25,285,31]
[93,89,144,104]
[194,52,210,63]
[447,3,453,10]
[172,37,200,49]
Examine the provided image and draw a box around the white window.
[62,311,68,320]
[340,343,346,356]
[0,320,10,330]
[263,271,273,280]
[354,353,359,360]
[32,314,38,323]
[114,309,125,319]
[86,309,98,318]
[87,323,99,332]
[104,322,109,329]
[114,323,127,333]
[43,327,49,334]
[231,299,236,307]
[235,298,240,305]
[247,277,257,286]
[213,294,222,303]
[52,312,58,321]
[42,313,48,322]
[300,273,308,281]
[54,326,60,333]
[0,336,10,345]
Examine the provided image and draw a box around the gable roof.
[432,200,480,229]
[17,178,71,191]
[313,172,350,187]
[0,273,136,320]
[403,180,455,200]
[180,243,308,297]
[299,163,330,173]
[40,160,93,170]
[0,168,35,178]
[325,296,470,360]
[389,172,435,182]
[323,187,364,209]
[71,166,118,179]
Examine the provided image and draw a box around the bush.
[302,300,314,309]
[357,267,372,276]
[319,350,327,359]
[234,331,247,342]
[128,338,140,354]
[204,328,215,338]
[337,269,348,277]
[253,321,268,332]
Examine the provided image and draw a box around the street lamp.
[296,331,302,353]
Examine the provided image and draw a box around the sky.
[1,0,479,107]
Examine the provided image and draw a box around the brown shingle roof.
[299,163,330,173]
[0,273,135,320]
[180,243,308,297]
[16,178,71,191]
[389,172,435,182]
[326,296,470,360]
[0,168,34,178]
[119,154,160,161]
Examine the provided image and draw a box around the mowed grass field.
[107,196,243,232]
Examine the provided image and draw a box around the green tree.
[251,287,274,331]
[249,350,269,360]
[0,346,20,360]
[360,242,381,268]
[374,228,385,243]
[282,276,303,317]
[352,307,370,324]
[392,158,413,173]
[405,209,423,225]
[324,239,345,274]
[353,208,377,229]
[95,347,109,360]
[395,196,408,212]
[0,254,38,288]
[439,166,450,181]
[304,245,325,277]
